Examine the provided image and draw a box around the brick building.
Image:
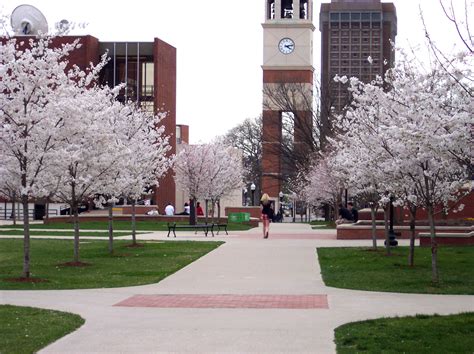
[1,35,178,218]
[319,0,397,144]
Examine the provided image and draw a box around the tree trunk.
[370,205,377,250]
[72,202,80,263]
[408,205,417,267]
[108,202,114,254]
[217,199,221,222]
[45,198,49,223]
[21,194,30,278]
[189,198,196,225]
[427,204,439,284]
[205,199,209,224]
[131,199,137,245]
[12,192,17,226]
[383,206,391,256]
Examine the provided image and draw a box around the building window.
[267,0,275,19]
[372,12,381,21]
[282,0,294,18]
[176,126,182,145]
[330,13,339,21]
[361,12,371,21]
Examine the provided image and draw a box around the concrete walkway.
[1,223,473,353]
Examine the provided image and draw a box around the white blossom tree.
[0,33,106,277]
[201,141,244,222]
[174,141,243,225]
[332,47,473,282]
[302,154,346,222]
[50,85,129,263]
[107,106,173,246]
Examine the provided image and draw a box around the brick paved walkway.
[114,294,329,309]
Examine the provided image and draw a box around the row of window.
[330,45,381,52]
[331,60,381,67]
[331,52,381,59]
[331,37,381,45]
[331,68,381,78]
[330,12,382,22]
[331,29,381,37]
[330,22,381,30]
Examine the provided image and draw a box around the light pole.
[250,183,256,206]
[279,191,284,222]
[292,192,297,223]
[388,196,399,246]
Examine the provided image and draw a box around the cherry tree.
[174,141,243,224]
[0,33,107,277]
[106,106,172,246]
[201,140,244,221]
[302,153,346,222]
[333,48,473,282]
[174,144,213,225]
[50,85,129,262]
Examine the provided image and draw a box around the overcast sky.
[2,0,468,143]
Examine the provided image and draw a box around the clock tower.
[262,0,315,199]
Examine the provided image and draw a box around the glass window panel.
[330,13,340,21]
[351,13,361,21]
[372,12,381,21]
[341,13,350,21]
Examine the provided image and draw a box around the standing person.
[260,193,272,239]
[164,202,175,216]
[196,202,204,216]
[347,202,359,223]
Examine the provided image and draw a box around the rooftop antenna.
[10,4,48,35]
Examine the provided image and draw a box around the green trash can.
[228,212,250,223]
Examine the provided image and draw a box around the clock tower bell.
[262,0,315,199]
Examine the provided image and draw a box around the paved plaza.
[1,222,473,353]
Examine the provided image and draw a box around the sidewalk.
[1,223,473,353]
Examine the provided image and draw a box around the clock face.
[278,38,295,54]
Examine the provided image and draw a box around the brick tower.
[262,0,315,201]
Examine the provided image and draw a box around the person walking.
[260,193,272,239]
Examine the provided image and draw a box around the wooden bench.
[167,223,213,238]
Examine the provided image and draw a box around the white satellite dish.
[10,4,49,36]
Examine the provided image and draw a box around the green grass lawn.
[0,239,222,290]
[318,246,474,294]
[0,305,84,354]
[0,220,254,231]
[335,312,474,353]
[0,230,139,237]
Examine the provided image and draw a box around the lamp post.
[388,196,399,246]
[292,192,297,223]
[250,183,256,206]
[279,191,284,222]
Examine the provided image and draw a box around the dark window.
[330,13,340,21]
[341,13,350,21]
[372,12,381,21]
[351,13,361,21]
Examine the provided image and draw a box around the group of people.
[336,202,358,225]
[146,202,205,216]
